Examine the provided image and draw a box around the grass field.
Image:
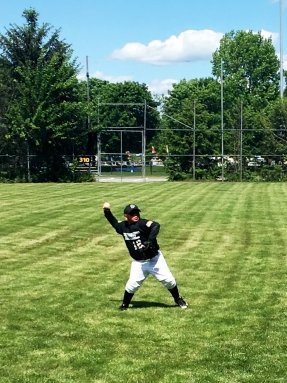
[0,182,286,383]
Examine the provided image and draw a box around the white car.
[247,161,260,167]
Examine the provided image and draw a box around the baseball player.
[103,202,188,310]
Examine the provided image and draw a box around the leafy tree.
[0,8,84,180]
[155,78,222,179]
[212,30,280,108]
[211,30,281,163]
[265,99,287,159]
[0,65,11,154]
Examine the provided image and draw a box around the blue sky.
[0,0,286,94]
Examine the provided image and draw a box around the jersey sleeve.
[147,221,160,242]
[104,210,123,234]
[138,219,160,256]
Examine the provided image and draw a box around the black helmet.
[124,204,141,215]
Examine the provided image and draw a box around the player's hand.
[103,202,111,211]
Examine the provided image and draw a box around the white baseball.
[103,202,111,209]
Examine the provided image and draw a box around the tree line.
[0,9,287,181]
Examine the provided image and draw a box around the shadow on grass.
[132,300,175,309]
[110,300,175,309]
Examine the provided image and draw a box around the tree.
[211,30,281,164]
[0,65,11,154]
[86,79,160,156]
[212,30,280,108]
[155,78,222,179]
[265,99,287,159]
[0,8,83,180]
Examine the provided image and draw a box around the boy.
[103,202,188,310]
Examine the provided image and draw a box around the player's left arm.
[144,220,160,248]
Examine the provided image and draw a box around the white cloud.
[260,29,279,43]
[147,78,179,95]
[111,29,223,65]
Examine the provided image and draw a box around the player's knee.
[162,279,176,289]
[125,280,143,294]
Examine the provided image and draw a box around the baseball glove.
[141,241,157,259]
[143,240,153,250]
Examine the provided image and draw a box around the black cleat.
[119,303,129,311]
[176,297,188,309]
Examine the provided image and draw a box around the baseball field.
[0,182,286,383]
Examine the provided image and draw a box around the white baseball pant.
[125,250,176,294]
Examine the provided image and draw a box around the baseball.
[103,202,111,209]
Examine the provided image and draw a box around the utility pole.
[221,59,224,181]
[193,100,196,181]
[280,0,284,98]
[240,101,243,182]
[86,56,90,123]
[86,56,92,172]
[143,100,147,179]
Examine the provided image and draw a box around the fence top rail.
[1,154,286,158]
[98,102,145,106]
[100,128,143,132]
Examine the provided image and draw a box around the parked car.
[247,161,260,167]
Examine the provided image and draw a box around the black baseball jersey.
[104,210,160,261]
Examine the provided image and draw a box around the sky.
[1,0,286,95]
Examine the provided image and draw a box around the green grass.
[0,182,286,383]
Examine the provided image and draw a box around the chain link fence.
[1,153,287,182]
